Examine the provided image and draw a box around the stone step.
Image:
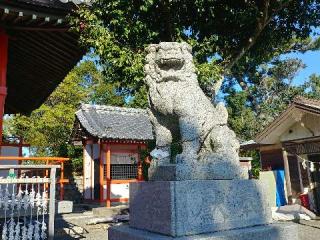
[109,223,298,240]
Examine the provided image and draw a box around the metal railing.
[0,164,60,240]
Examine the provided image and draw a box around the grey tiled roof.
[75,104,154,141]
[293,96,320,111]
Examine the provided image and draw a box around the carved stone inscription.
[129,180,272,237]
[174,180,271,236]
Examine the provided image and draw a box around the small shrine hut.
[72,104,154,207]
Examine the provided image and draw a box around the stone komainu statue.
[144,42,246,180]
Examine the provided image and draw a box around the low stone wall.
[59,175,84,203]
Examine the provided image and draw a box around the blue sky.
[281,50,320,86]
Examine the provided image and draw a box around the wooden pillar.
[297,157,304,194]
[282,148,293,204]
[82,141,86,200]
[99,142,104,202]
[18,138,23,177]
[0,29,8,144]
[45,159,49,190]
[48,167,56,240]
[304,155,314,194]
[90,143,94,200]
[106,143,111,207]
[137,144,143,181]
[60,161,64,201]
[18,138,23,157]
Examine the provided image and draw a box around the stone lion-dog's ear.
[145,44,158,54]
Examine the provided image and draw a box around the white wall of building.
[0,146,19,178]
[83,142,138,201]
[83,144,93,200]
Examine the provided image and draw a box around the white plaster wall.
[0,146,19,178]
[280,113,320,142]
[91,144,100,198]
[84,143,102,200]
[302,113,320,136]
[103,183,129,200]
[83,144,93,200]
[280,122,313,142]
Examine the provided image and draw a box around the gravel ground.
[54,211,110,239]
[54,212,320,240]
[296,219,320,240]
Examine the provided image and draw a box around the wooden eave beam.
[12,11,23,24]
[8,63,57,93]
[48,32,80,52]
[1,25,69,32]
[31,31,78,59]
[0,3,66,22]
[57,31,79,44]
[10,43,65,78]
[9,44,63,79]
[24,14,38,25]
[294,104,320,116]
[37,31,79,57]
[1,8,9,20]
[18,31,72,66]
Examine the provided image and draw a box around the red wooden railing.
[0,156,69,200]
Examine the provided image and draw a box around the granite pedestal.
[109,223,298,240]
[129,180,272,237]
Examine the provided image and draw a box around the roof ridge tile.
[80,104,148,115]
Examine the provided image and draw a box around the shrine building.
[72,104,154,207]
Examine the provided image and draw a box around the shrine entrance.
[283,137,320,213]
[308,154,320,212]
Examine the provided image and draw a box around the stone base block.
[57,201,73,214]
[129,180,271,237]
[149,160,247,181]
[109,223,298,240]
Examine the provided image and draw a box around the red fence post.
[106,144,111,207]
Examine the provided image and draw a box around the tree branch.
[223,0,292,71]
[160,0,174,41]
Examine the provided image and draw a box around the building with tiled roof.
[72,104,154,207]
[73,104,153,142]
[244,96,320,212]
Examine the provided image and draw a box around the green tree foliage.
[225,90,257,141]
[225,57,320,178]
[70,0,320,99]
[225,58,307,141]
[305,74,320,99]
[68,1,320,178]
[4,61,124,157]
